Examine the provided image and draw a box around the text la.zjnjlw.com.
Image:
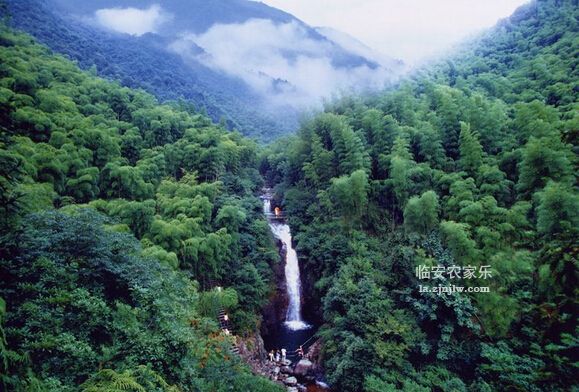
[418,284,490,295]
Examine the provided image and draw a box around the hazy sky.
[260,0,529,64]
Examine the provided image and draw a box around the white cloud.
[95,4,171,36]
[170,19,397,108]
[260,0,529,65]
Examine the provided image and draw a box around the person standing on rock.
[281,347,286,361]
[268,350,274,362]
[275,349,280,362]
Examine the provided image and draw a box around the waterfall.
[263,196,310,331]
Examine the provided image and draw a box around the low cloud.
[95,4,171,36]
[170,19,397,108]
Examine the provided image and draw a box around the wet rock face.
[297,254,324,324]
[280,365,293,374]
[284,376,298,386]
[294,359,314,377]
[261,237,289,340]
[236,332,273,377]
[237,330,267,361]
[304,340,323,370]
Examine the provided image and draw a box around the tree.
[404,190,440,235]
[215,205,247,233]
[66,167,100,202]
[477,164,512,205]
[0,149,28,231]
[120,128,144,165]
[99,162,154,200]
[302,133,335,187]
[458,122,483,177]
[389,135,415,212]
[517,135,573,195]
[329,169,369,226]
[416,125,447,169]
[439,221,478,265]
[536,181,578,237]
[479,342,544,392]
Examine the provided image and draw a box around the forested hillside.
[2,0,300,141]
[1,0,577,391]
[262,0,578,390]
[0,26,282,391]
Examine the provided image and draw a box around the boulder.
[293,359,314,376]
[273,366,280,375]
[284,376,298,386]
[280,365,293,374]
[287,388,298,392]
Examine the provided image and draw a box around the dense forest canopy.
[262,0,577,390]
[0,0,577,391]
[0,25,283,391]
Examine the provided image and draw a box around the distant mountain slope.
[3,0,402,141]
[2,0,297,141]
[315,26,404,71]
[51,0,299,34]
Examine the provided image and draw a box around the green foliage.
[404,190,440,235]
[262,1,579,390]
[81,366,179,392]
[516,134,573,195]
[536,181,578,237]
[389,135,415,212]
[0,25,280,391]
[1,0,578,391]
[329,169,369,226]
[458,122,483,177]
[479,342,544,392]
[439,221,479,265]
[198,288,239,319]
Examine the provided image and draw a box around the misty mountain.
[314,26,404,72]
[3,0,403,141]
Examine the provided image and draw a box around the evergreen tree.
[458,122,483,177]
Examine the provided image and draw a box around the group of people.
[268,345,304,362]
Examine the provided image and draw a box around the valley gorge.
[0,1,577,391]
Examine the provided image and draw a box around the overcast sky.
[260,0,529,65]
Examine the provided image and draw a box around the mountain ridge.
[3,0,402,141]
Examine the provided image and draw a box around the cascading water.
[261,192,329,389]
[263,195,310,331]
[263,199,271,215]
